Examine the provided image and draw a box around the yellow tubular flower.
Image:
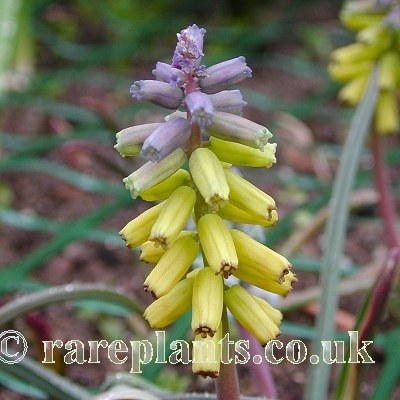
[143,278,195,329]
[328,60,372,82]
[224,168,277,221]
[252,296,283,326]
[375,90,399,134]
[331,42,384,63]
[139,169,190,201]
[123,148,186,199]
[197,214,238,277]
[341,13,384,31]
[149,186,196,249]
[233,264,296,297]
[217,202,278,227]
[208,137,277,168]
[189,147,229,210]
[224,285,281,346]
[143,236,200,298]
[357,22,391,46]
[140,241,165,264]
[140,230,197,264]
[338,74,369,105]
[119,202,165,248]
[231,229,291,283]
[378,52,399,90]
[192,321,222,378]
[191,267,224,337]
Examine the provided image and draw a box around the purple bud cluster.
[123,24,260,163]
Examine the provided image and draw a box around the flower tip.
[130,81,143,101]
[143,284,158,299]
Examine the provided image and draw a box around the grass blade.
[0,195,131,289]
[0,283,142,326]
[304,69,378,399]
[0,355,91,400]
[0,158,122,194]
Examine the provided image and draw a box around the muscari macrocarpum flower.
[116,24,296,378]
[329,0,400,134]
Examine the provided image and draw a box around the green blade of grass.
[0,283,142,326]
[0,206,123,246]
[0,158,122,194]
[371,328,400,399]
[0,355,91,400]
[0,370,46,399]
[0,195,131,290]
[304,70,378,400]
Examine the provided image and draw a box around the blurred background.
[1,0,399,399]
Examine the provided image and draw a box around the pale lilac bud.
[130,80,183,109]
[115,123,163,157]
[205,111,272,150]
[208,90,247,115]
[172,24,206,72]
[185,91,214,128]
[386,7,400,29]
[123,148,186,199]
[199,57,252,94]
[141,117,191,162]
[152,62,186,87]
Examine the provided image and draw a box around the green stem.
[304,70,378,400]
[215,306,240,400]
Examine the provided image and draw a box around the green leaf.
[0,355,91,400]
[0,158,122,194]
[304,70,378,400]
[0,370,47,399]
[0,283,142,326]
[0,195,131,290]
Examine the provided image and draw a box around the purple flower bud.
[141,117,191,162]
[152,62,186,87]
[115,122,163,157]
[208,90,247,115]
[130,80,183,109]
[205,111,272,150]
[185,91,214,128]
[386,7,400,29]
[199,56,252,94]
[172,24,206,72]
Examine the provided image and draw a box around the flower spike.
[116,23,295,376]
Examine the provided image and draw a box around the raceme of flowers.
[116,24,296,378]
[329,0,400,134]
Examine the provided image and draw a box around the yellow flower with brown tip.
[149,185,196,249]
[191,267,224,338]
[231,229,291,283]
[192,322,222,378]
[197,214,238,277]
[143,277,194,329]
[189,147,229,210]
[143,235,199,298]
[224,168,277,221]
[119,201,165,248]
[224,285,281,346]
